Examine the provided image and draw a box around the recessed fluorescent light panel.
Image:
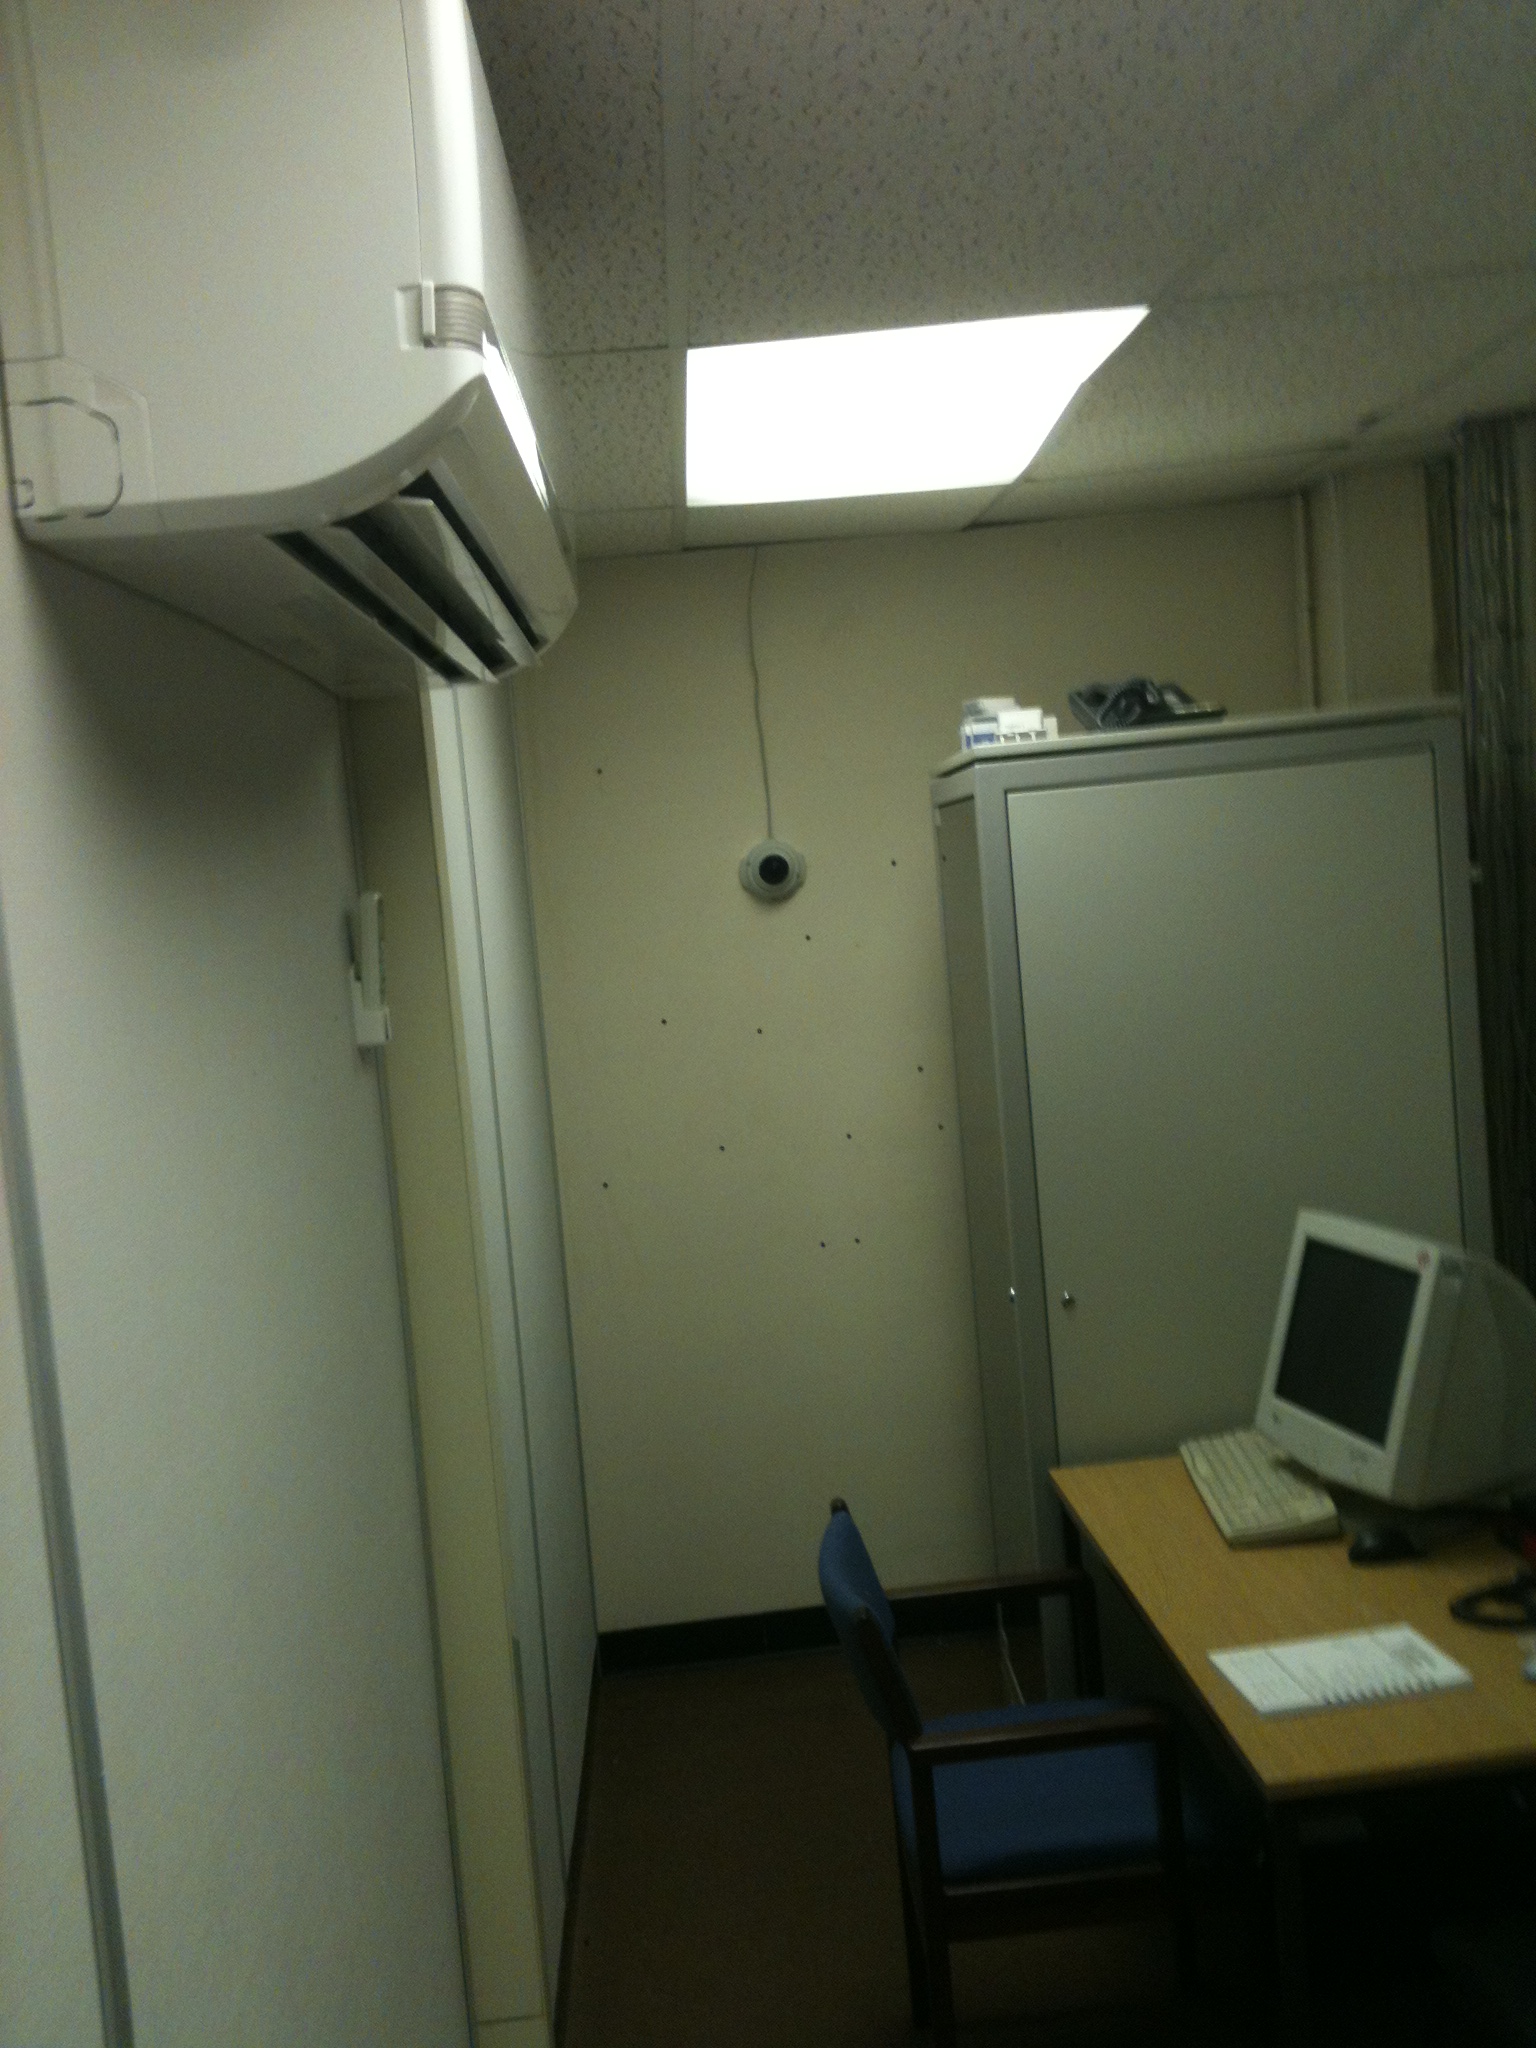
[686,307,1147,507]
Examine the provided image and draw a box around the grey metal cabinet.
[933,706,1492,1578]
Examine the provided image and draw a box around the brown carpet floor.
[558,1634,1268,2048]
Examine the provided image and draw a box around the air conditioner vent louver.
[271,460,548,688]
[344,505,511,674]
[397,472,543,656]
[273,531,478,683]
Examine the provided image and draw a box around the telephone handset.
[1068,678,1225,732]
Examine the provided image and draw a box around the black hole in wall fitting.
[758,853,790,886]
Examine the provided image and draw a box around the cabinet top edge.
[932,700,1462,787]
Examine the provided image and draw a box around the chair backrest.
[818,1500,922,1744]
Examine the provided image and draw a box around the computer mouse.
[1348,1526,1426,1565]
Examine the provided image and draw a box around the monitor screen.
[1272,1238,1420,1446]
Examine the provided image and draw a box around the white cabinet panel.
[1007,752,1464,1462]
[933,708,1490,1593]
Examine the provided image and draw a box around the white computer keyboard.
[1179,1427,1341,1547]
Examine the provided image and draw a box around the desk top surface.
[1052,1456,1536,1802]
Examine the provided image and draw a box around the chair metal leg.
[1152,1725,1196,1997]
[925,1925,957,2048]
[1172,1883,1198,1997]
[896,1851,930,2027]
[907,1753,957,2043]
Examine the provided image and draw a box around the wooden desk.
[1052,1456,1535,1800]
[1052,1456,1536,2037]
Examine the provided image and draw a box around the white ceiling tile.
[1025,272,1536,479]
[542,351,675,512]
[1200,2,1536,294]
[685,486,995,550]
[469,0,668,352]
[687,0,1410,346]
[977,451,1332,526]
[472,0,1534,546]
[569,509,677,559]
[1361,317,1536,445]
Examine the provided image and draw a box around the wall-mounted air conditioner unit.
[1,0,576,696]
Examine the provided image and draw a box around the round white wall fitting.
[739,839,806,902]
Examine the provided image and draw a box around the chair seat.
[890,1699,1235,1888]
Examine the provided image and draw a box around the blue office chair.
[819,1498,1234,2045]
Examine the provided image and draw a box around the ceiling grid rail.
[660,0,694,549]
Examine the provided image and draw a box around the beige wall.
[1307,461,1440,706]
[513,499,1321,1631]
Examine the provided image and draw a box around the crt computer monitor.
[1256,1210,1536,1508]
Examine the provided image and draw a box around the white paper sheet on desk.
[1210,1624,1472,1716]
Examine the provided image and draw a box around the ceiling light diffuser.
[686,308,1147,507]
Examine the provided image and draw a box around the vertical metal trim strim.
[0,899,134,2047]
[337,696,476,2043]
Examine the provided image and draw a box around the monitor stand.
[1331,1492,1445,1565]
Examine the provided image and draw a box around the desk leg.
[1268,1808,1313,2046]
[1057,1507,1105,1696]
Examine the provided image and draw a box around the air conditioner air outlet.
[272,531,484,685]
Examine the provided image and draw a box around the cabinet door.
[1008,750,1464,1464]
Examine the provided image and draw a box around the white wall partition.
[0,1058,104,2047]
[0,517,468,2045]
[450,684,596,1858]
[424,683,597,1997]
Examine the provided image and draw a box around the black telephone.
[1068,678,1225,732]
